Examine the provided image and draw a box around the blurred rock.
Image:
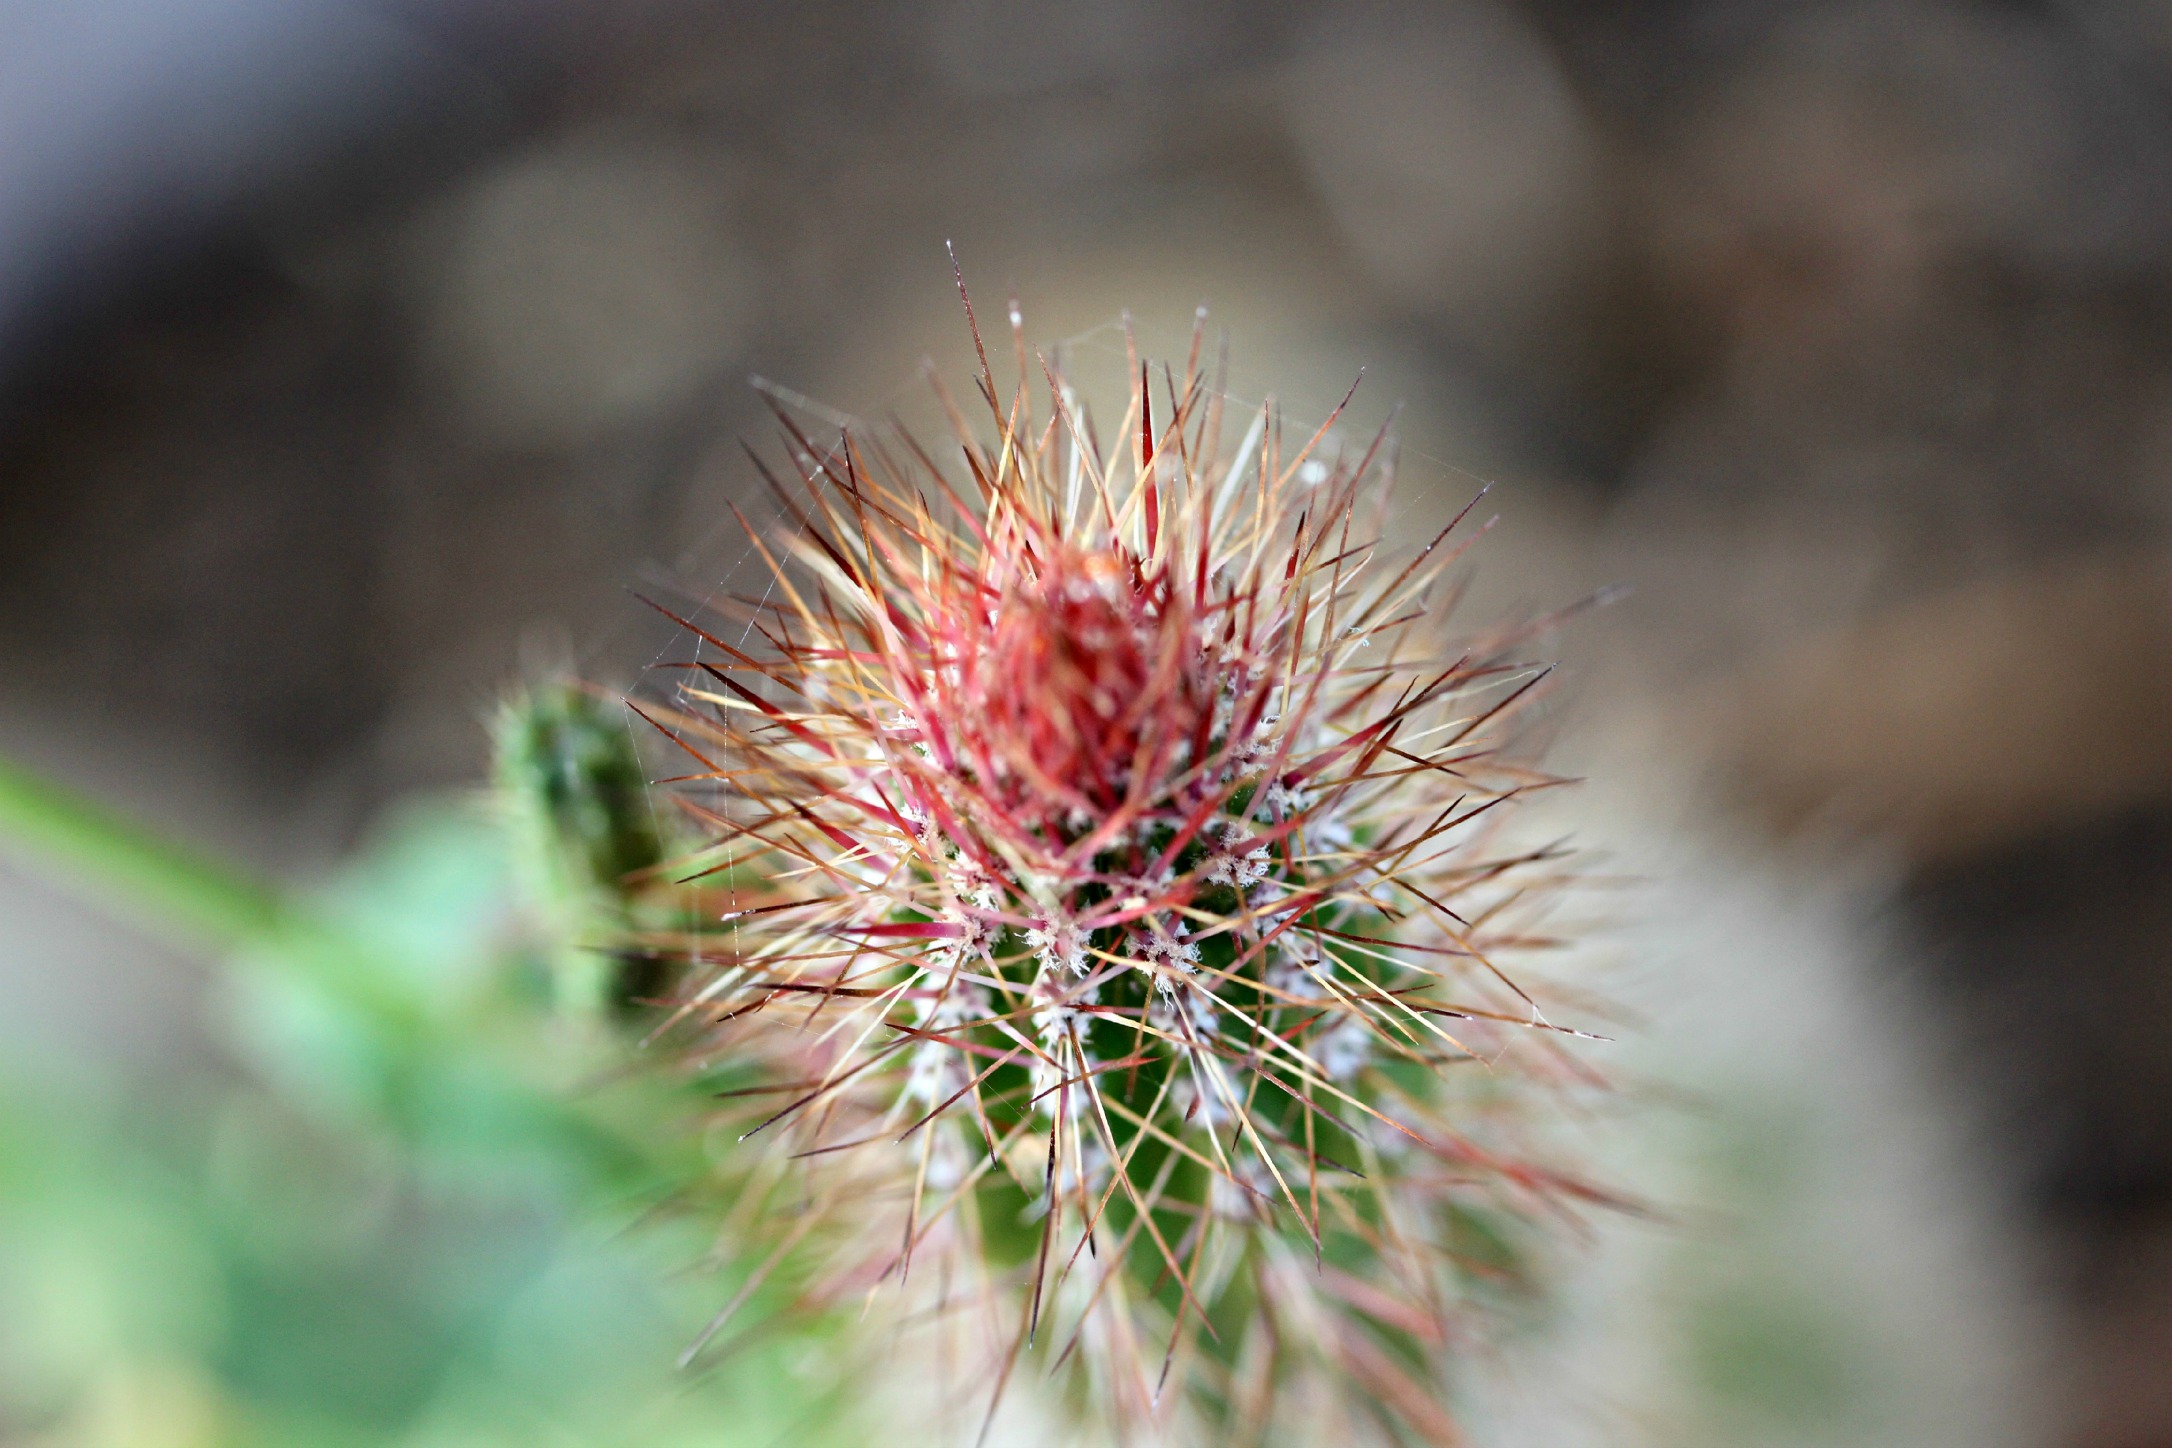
[1703,554,2172,865]
[1283,1,1607,356]
[920,0,1240,95]
[1906,806,2172,1226]
[408,125,754,448]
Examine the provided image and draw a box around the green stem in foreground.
[0,753,430,1032]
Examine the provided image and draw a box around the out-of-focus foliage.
[0,711,845,1448]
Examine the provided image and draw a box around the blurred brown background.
[7,1,2172,1443]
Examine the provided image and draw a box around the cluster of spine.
[638,294,1613,1444]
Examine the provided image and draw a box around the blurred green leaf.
[0,752,855,1448]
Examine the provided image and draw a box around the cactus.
[624,289,1619,1444]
